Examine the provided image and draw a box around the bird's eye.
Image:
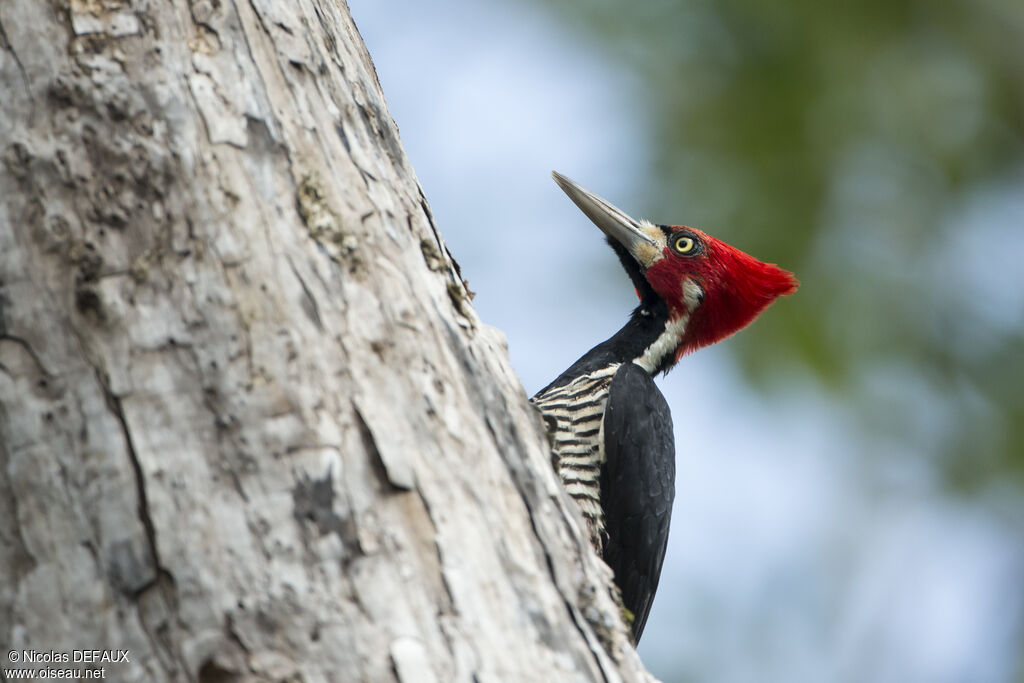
[673,235,695,254]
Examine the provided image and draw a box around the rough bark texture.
[0,1,654,681]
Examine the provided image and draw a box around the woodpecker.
[532,172,798,642]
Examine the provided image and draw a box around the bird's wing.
[600,361,675,643]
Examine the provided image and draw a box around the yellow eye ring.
[674,236,695,254]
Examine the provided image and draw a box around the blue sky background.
[348,1,1024,681]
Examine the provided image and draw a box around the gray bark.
[0,1,654,681]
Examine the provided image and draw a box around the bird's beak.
[551,171,659,267]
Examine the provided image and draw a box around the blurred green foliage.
[535,0,1024,487]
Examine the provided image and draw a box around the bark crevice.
[0,17,31,100]
[101,371,163,595]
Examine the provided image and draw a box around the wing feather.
[600,362,675,642]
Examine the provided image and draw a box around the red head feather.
[644,228,798,360]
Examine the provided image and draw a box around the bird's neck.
[536,300,689,395]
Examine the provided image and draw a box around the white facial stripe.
[634,313,689,373]
[681,278,703,309]
[633,279,705,373]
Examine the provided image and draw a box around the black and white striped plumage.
[532,364,619,550]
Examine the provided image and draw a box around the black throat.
[534,297,674,396]
[534,232,686,397]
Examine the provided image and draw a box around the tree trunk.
[0,1,653,681]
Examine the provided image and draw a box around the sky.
[347,1,1024,681]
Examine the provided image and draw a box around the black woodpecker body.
[532,172,798,643]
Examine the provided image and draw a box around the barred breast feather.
[531,363,619,550]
